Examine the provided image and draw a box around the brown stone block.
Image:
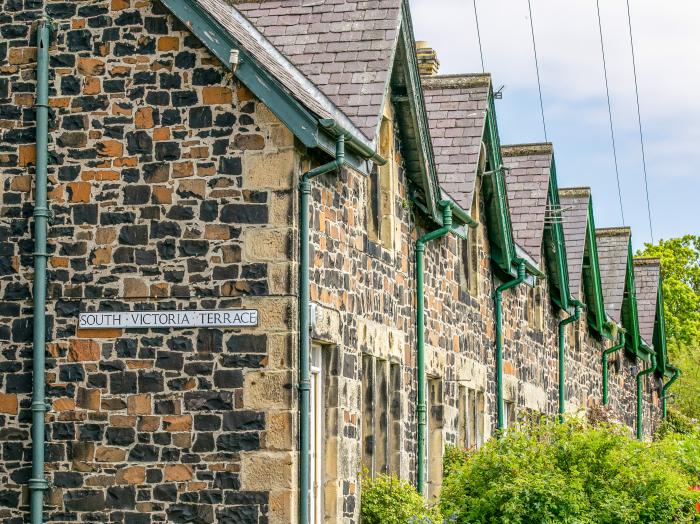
[503,360,515,376]
[92,247,112,265]
[172,161,193,178]
[237,85,254,102]
[68,339,100,362]
[110,415,136,427]
[116,466,145,484]
[112,102,132,116]
[241,453,293,490]
[127,394,151,415]
[188,146,209,158]
[126,359,153,369]
[124,277,148,298]
[8,47,36,65]
[67,182,91,202]
[14,93,33,106]
[172,433,192,448]
[10,175,32,192]
[82,170,120,181]
[76,328,123,338]
[202,86,232,105]
[18,144,36,167]
[157,36,179,52]
[114,157,138,167]
[151,185,172,204]
[164,464,193,481]
[150,282,169,298]
[97,140,124,157]
[78,57,105,76]
[52,398,76,412]
[83,77,101,95]
[138,416,160,432]
[95,446,126,462]
[162,415,192,432]
[72,19,85,29]
[243,150,294,189]
[177,179,205,198]
[96,227,117,245]
[135,107,154,129]
[111,0,130,9]
[153,127,170,141]
[76,388,101,411]
[234,134,265,150]
[204,224,230,240]
[0,393,18,414]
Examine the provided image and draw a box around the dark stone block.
[128,444,158,462]
[192,433,215,452]
[150,220,181,238]
[60,75,80,95]
[3,282,29,300]
[135,249,157,265]
[190,106,212,128]
[119,225,148,246]
[145,16,168,34]
[155,141,180,161]
[193,68,222,85]
[113,246,134,264]
[199,201,218,222]
[155,351,183,371]
[196,330,222,353]
[79,424,104,441]
[64,490,105,512]
[110,372,137,394]
[154,483,177,502]
[217,506,258,524]
[72,203,98,225]
[52,422,75,441]
[106,486,136,509]
[216,432,260,452]
[178,240,207,257]
[167,504,215,524]
[106,427,135,446]
[171,90,198,107]
[126,130,153,155]
[161,108,181,126]
[145,90,170,106]
[218,156,241,175]
[226,334,267,353]
[167,205,194,220]
[46,2,76,18]
[220,204,268,224]
[124,185,150,205]
[74,95,109,112]
[6,372,31,392]
[53,471,83,488]
[59,364,84,382]
[157,239,176,260]
[193,414,221,432]
[138,371,164,393]
[0,489,20,508]
[214,370,243,389]
[62,114,88,130]
[115,10,142,25]
[134,71,157,85]
[212,265,237,280]
[184,391,233,411]
[67,30,92,51]
[159,72,181,89]
[222,411,265,431]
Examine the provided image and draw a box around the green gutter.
[494,259,527,430]
[415,202,471,495]
[29,19,51,524]
[661,367,680,419]
[558,300,582,422]
[636,347,656,440]
[298,134,346,524]
[602,328,625,405]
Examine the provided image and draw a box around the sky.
[409,0,700,250]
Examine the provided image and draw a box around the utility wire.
[527,0,547,142]
[595,0,625,225]
[625,0,654,243]
[472,0,485,73]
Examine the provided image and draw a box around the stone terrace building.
[0,0,677,522]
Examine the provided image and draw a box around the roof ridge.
[634,257,661,265]
[501,143,553,157]
[596,226,631,237]
[421,73,491,89]
[559,187,591,197]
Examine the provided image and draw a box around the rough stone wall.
[0,1,297,522]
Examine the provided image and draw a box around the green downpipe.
[602,331,625,405]
[30,19,51,524]
[636,352,656,440]
[661,368,680,418]
[558,302,581,422]
[494,259,526,430]
[415,202,471,495]
[298,134,345,524]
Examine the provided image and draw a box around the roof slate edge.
[597,226,632,237]
[501,142,553,157]
[559,186,591,198]
[421,73,491,89]
[634,257,661,266]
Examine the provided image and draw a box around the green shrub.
[443,444,472,477]
[656,409,699,439]
[440,420,700,523]
[360,474,442,524]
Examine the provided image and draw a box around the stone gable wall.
[0,1,297,522]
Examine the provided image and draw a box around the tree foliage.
[637,235,700,418]
[440,421,700,523]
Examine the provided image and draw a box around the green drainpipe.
[602,331,625,406]
[415,202,473,495]
[298,134,345,524]
[661,368,680,419]
[494,259,527,430]
[30,19,51,524]
[557,301,582,422]
[636,351,656,440]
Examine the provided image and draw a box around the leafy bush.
[656,409,699,439]
[440,420,700,523]
[361,474,442,524]
[443,444,472,477]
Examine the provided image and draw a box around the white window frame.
[310,344,323,524]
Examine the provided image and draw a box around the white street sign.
[78,309,258,329]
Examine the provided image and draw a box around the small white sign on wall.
[79,309,259,329]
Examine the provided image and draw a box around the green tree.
[638,235,700,418]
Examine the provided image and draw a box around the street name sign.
[79,310,258,329]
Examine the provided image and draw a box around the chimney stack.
[416,41,440,77]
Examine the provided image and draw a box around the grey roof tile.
[422,74,490,211]
[230,0,403,140]
[502,143,554,264]
[559,187,591,300]
[596,227,631,324]
[634,258,661,343]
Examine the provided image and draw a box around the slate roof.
[596,227,631,324]
[501,144,553,264]
[559,187,591,300]
[229,0,403,141]
[634,258,661,344]
[422,74,490,211]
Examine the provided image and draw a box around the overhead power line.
[472,0,485,73]
[594,0,625,225]
[527,0,548,142]
[625,0,655,243]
